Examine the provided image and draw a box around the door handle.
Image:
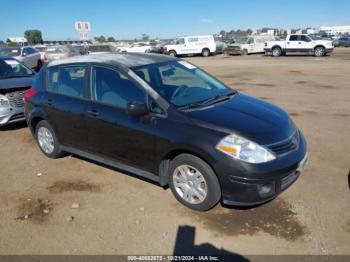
[298,42,302,44]
[45,99,54,106]
[87,109,99,117]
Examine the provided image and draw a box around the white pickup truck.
[265,34,334,57]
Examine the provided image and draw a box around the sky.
[0,0,349,41]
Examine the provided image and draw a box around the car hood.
[186,93,295,145]
[0,76,34,90]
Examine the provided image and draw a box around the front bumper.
[213,130,307,206]
[0,106,25,126]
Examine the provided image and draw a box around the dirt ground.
[0,48,349,256]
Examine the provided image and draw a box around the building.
[320,25,350,35]
[9,37,27,44]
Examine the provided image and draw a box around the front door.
[85,65,156,173]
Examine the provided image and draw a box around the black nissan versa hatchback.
[24,53,307,211]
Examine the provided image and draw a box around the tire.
[168,50,177,57]
[202,48,210,57]
[272,47,282,57]
[241,49,248,56]
[314,46,325,57]
[36,60,42,72]
[169,154,221,211]
[35,120,64,159]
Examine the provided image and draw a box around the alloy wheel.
[37,127,55,154]
[172,165,208,204]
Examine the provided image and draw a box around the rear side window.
[91,66,145,108]
[47,65,86,98]
[289,35,299,41]
[58,65,86,98]
[47,66,59,92]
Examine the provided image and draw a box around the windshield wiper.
[178,91,236,111]
[200,91,237,106]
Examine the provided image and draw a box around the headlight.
[0,94,9,107]
[216,134,276,164]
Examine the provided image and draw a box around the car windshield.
[0,47,21,57]
[132,60,235,108]
[0,59,34,79]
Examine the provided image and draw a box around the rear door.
[85,65,156,172]
[286,35,300,52]
[44,64,89,149]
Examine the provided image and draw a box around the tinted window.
[289,35,299,41]
[0,59,34,79]
[58,65,86,98]
[47,66,59,92]
[92,66,144,107]
[300,35,311,42]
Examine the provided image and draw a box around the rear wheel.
[35,120,64,158]
[272,47,282,57]
[36,60,42,72]
[169,154,221,211]
[314,46,326,57]
[202,48,210,57]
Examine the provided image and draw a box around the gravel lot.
[0,48,349,256]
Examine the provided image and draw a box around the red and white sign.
[75,21,91,40]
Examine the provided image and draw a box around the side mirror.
[22,52,27,57]
[126,101,149,116]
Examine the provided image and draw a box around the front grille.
[6,90,26,108]
[268,130,299,155]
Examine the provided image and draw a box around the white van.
[164,35,216,57]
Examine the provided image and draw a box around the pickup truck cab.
[265,34,334,57]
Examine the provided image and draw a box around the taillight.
[23,88,38,103]
[44,54,48,61]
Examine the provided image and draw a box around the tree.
[6,38,17,46]
[94,35,106,43]
[24,29,43,44]
[107,36,115,42]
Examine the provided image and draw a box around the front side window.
[300,35,311,42]
[132,61,233,107]
[91,66,144,108]
[175,38,185,45]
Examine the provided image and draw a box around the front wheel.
[35,120,64,158]
[314,46,326,57]
[241,49,248,56]
[169,154,221,211]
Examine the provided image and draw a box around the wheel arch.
[313,45,326,51]
[157,146,218,187]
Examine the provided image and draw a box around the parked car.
[24,53,307,211]
[44,46,78,61]
[265,34,334,57]
[225,35,276,55]
[0,46,42,70]
[334,36,350,47]
[118,43,152,53]
[164,35,217,57]
[88,45,114,54]
[0,57,35,126]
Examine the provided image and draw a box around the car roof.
[48,53,178,68]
